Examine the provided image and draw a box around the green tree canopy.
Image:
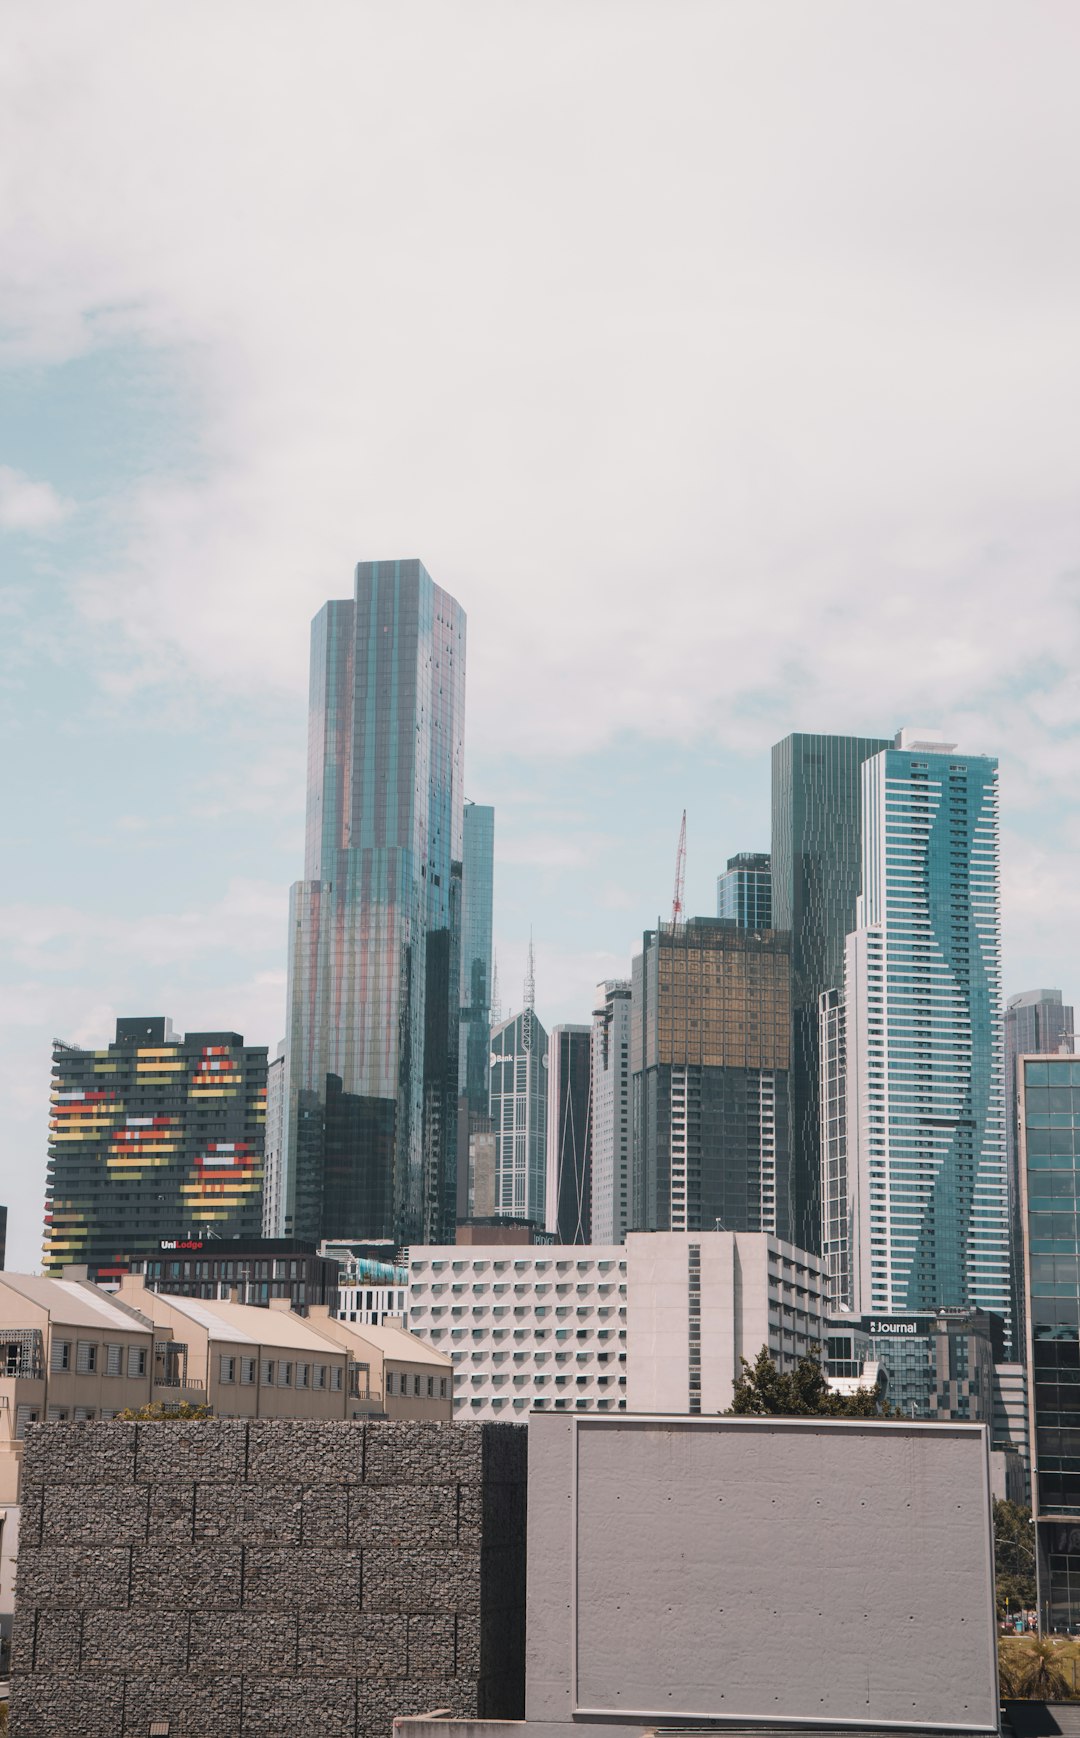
[727,1346,893,1418]
[994,1499,1037,1615]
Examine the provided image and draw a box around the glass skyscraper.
[282,559,466,1246]
[590,979,632,1244]
[840,733,1009,1329]
[458,801,494,1115]
[1019,1055,1080,1629]
[1006,991,1074,1345]
[772,732,891,1254]
[489,1006,548,1224]
[545,1025,592,1244]
[717,852,772,930]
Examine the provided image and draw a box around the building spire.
[524,929,535,1011]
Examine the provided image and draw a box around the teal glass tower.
[717,852,772,930]
[843,734,1008,1327]
[282,560,466,1245]
[1019,1055,1080,1628]
[771,732,891,1253]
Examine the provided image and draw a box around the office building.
[837,732,1009,1330]
[717,851,772,929]
[1018,1053,1080,1628]
[129,1236,340,1311]
[590,980,632,1245]
[825,1307,1003,1422]
[772,731,891,1256]
[261,1041,286,1236]
[490,971,548,1225]
[1005,990,1073,1341]
[457,802,496,1220]
[630,919,791,1238]
[545,1025,592,1244]
[43,1017,267,1281]
[406,1230,823,1420]
[459,802,495,1112]
[282,559,466,1247]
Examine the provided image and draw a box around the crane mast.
[672,809,686,927]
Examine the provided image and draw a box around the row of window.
[50,1340,146,1378]
[386,1371,448,1398]
[217,1355,341,1390]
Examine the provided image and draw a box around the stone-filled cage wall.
[9,1417,526,1738]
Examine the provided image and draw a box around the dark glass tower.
[1005,991,1074,1346]
[771,732,890,1254]
[545,1025,592,1244]
[459,802,494,1113]
[43,1016,267,1279]
[283,559,466,1246]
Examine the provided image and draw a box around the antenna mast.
[524,930,535,1010]
[672,810,687,926]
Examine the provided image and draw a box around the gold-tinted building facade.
[631,921,792,1239]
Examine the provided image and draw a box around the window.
[314,1365,326,1389]
[296,1362,308,1388]
[332,1366,342,1391]
[219,1355,236,1384]
[427,1376,434,1397]
[106,1344,123,1377]
[127,1346,147,1379]
[76,1341,97,1375]
[413,1374,421,1397]
[386,1371,395,1395]
[50,1340,71,1374]
[282,1363,293,1387]
[47,1406,69,1422]
[240,1358,255,1385]
[262,1360,276,1385]
[439,1377,447,1398]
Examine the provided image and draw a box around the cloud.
[0,0,1077,779]
[0,466,72,532]
[0,879,287,974]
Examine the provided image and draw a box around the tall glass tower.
[459,803,495,1113]
[1005,990,1074,1345]
[771,732,891,1253]
[843,732,1009,1329]
[282,559,466,1246]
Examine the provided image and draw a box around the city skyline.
[4,4,1080,1270]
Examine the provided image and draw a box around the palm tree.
[1016,1639,1072,1701]
[999,1641,1025,1700]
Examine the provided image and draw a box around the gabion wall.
[10,1417,526,1738]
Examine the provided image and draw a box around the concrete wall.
[9,1417,526,1738]
[526,1413,998,1736]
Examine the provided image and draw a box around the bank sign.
[861,1315,935,1337]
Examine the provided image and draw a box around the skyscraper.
[282,559,466,1246]
[545,1025,592,1244]
[630,919,791,1237]
[772,731,891,1254]
[44,1016,267,1279]
[489,949,548,1225]
[590,980,632,1244]
[838,731,1009,1329]
[1005,990,1074,1344]
[456,801,495,1222]
[717,852,772,929]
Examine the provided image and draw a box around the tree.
[1015,1638,1073,1701]
[994,1499,1037,1616]
[727,1346,893,1418]
[114,1400,212,1421]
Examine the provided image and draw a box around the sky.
[2,0,1080,1270]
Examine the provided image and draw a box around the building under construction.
[630,918,791,1239]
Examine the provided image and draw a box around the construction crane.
[671,809,686,927]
